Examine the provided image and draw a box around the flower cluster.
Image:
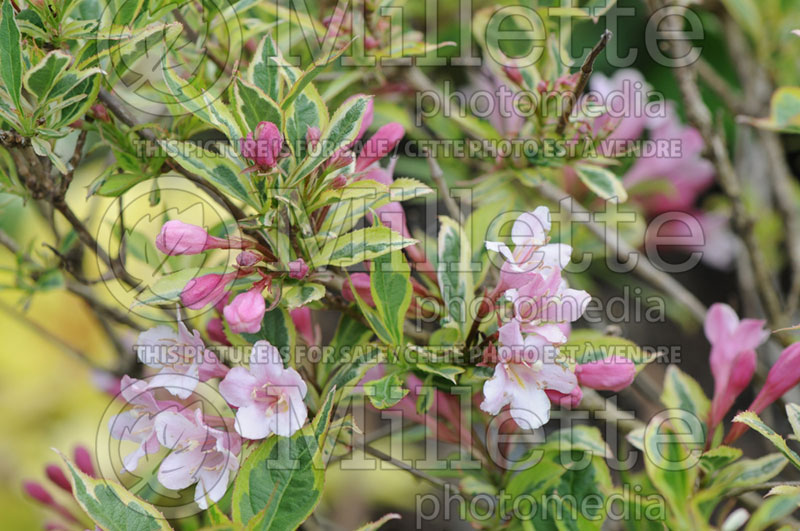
[481,206,635,429]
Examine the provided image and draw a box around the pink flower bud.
[503,65,523,85]
[223,288,266,334]
[291,307,315,346]
[45,465,71,493]
[709,350,755,431]
[240,121,283,169]
[23,481,54,505]
[751,343,800,414]
[236,250,261,268]
[364,35,380,50]
[356,122,405,171]
[306,126,321,151]
[155,220,229,255]
[342,273,374,306]
[331,174,348,188]
[575,356,636,392]
[207,317,231,345]
[74,446,95,477]
[288,258,309,279]
[546,386,583,409]
[181,273,235,310]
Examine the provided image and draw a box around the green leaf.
[280,44,350,111]
[370,250,411,346]
[709,453,788,493]
[416,363,464,385]
[281,281,325,310]
[786,403,800,441]
[56,450,172,531]
[248,35,282,101]
[744,492,800,531]
[96,172,150,197]
[311,387,336,445]
[699,446,742,474]
[284,84,327,159]
[232,426,324,530]
[744,87,800,134]
[733,411,800,469]
[159,140,255,207]
[437,216,474,337]
[574,163,628,202]
[0,0,22,112]
[661,366,710,421]
[313,227,415,268]
[364,372,408,409]
[233,78,282,133]
[563,329,649,369]
[290,95,370,185]
[719,0,763,46]
[241,307,296,366]
[24,50,70,102]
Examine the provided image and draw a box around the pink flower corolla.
[223,287,266,334]
[485,206,573,293]
[480,320,577,430]
[288,258,309,280]
[704,303,768,432]
[355,122,405,171]
[290,307,316,346]
[342,272,375,306]
[156,221,236,256]
[206,317,230,345]
[239,121,283,170]
[589,69,653,155]
[155,409,240,509]
[575,355,636,392]
[181,272,236,310]
[108,376,181,472]
[506,268,590,344]
[545,386,583,409]
[136,316,229,398]
[218,341,308,440]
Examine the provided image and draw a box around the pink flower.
[480,320,577,430]
[507,268,590,343]
[45,465,71,493]
[290,307,315,346]
[219,341,308,439]
[575,355,636,392]
[181,273,235,310]
[239,121,283,169]
[288,258,309,279]
[73,446,95,477]
[342,273,375,306]
[206,317,230,345]
[235,250,261,268]
[704,303,768,432]
[136,315,229,398]
[590,69,651,155]
[223,288,265,334]
[155,220,232,256]
[306,126,321,150]
[486,206,573,293]
[355,122,405,171]
[108,376,178,472]
[155,409,240,509]
[750,343,800,414]
[545,386,583,409]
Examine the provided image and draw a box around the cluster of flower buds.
[239,121,283,171]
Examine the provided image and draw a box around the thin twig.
[426,150,463,223]
[556,30,612,135]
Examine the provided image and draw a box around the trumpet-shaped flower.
[155,409,240,509]
[136,316,229,398]
[155,220,233,256]
[218,340,308,439]
[575,355,636,392]
[181,273,236,310]
[223,287,266,334]
[481,320,577,430]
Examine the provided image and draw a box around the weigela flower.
[155,409,240,509]
[486,206,572,293]
[181,272,236,310]
[342,273,375,306]
[155,220,232,256]
[704,303,768,432]
[355,122,405,171]
[218,341,308,440]
[239,121,283,170]
[136,315,229,398]
[575,355,636,392]
[480,320,577,430]
[288,258,309,280]
[223,287,266,334]
[506,268,590,344]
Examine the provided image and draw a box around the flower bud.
[45,465,71,493]
[236,250,261,268]
[545,386,583,409]
[575,356,635,392]
[181,273,234,310]
[207,317,231,346]
[330,174,348,188]
[288,258,309,280]
[291,307,315,346]
[240,121,283,169]
[503,65,523,85]
[223,288,266,334]
[306,126,321,151]
[356,122,405,171]
[342,273,374,306]
[155,220,229,255]
[23,481,54,505]
[750,343,800,414]
[74,446,96,477]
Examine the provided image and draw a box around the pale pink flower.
[109,376,179,472]
[155,409,240,509]
[575,355,636,392]
[239,121,283,169]
[486,206,573,293]
[223,288,265,334]
[181,273,236,310]
[480,320,577,430]
[218,341,308,440]
[506,268,590,343]
[136,315,229,398]
[705,303,768,432]
[155,220,232,256]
